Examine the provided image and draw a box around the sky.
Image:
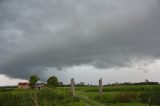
[0,0,160,86]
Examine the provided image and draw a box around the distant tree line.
[28,76,159,87]
[57,81,159,87]
[105,81,159,86]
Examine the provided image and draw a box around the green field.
[0,85,160,106]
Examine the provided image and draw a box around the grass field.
[0,85,160,106]
[75,85,160,106]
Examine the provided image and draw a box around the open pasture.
[0,85,160,106]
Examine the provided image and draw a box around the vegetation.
[29,75,40,86]
[0,84,160,106]
[0,88,82,106]
[1,75,160,106]
[75,85,160,106]
[47,76,59,88]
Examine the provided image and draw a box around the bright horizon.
[1,59,160,86]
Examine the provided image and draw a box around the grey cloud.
[0,0,160,79]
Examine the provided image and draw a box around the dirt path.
[86,103,91,106]
[80,95,106,106]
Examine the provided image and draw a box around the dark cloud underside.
[0,0,160,79]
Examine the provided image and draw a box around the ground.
[0,85,160,106]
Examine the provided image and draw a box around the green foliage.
[108,103,152,106]
[47,76,58,88]
[84,85,155,92]
[0,88,82,106]
[75,85,160,105]
[1,85,160,106]
[140,90,160,105]
[29,75,39,86]
[67,102,86,106]
[115,92,137,103]
[0,91,33,106]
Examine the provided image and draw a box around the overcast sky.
[0,0,160,86]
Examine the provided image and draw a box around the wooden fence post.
[70,78,76,96]
[99,78,103,96]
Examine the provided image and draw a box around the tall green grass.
[75,85,160,105]
[0,88,81,106]
[1,85,160,106]
[81,85,160,92]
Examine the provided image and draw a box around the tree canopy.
[29,75,39,86]
[47,76,58,87]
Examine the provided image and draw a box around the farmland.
[0,85,160,106]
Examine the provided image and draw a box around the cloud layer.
[0,0,160,79]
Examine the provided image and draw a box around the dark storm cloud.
[0,0,160,79]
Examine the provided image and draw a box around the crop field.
[0,85,160,106]
[75,85,160,106]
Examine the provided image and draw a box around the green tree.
[29,75,39,86]
[47,76,58,87]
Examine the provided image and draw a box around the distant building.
[18,82,29,89]
[18,81,46,90]
[34,80,46,90]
